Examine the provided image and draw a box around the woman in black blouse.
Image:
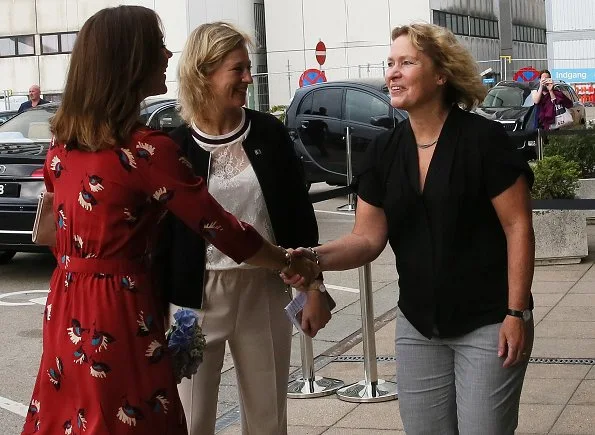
[286,23,534,434]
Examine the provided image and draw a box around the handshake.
[279,247,323,291]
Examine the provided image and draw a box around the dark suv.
[475,80,586,159]
[285,78,407,187]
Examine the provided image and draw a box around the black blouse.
[357,106,534,338]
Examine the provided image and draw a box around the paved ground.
[0,185,594,434]
[217,224,595,435]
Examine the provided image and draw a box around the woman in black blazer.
[159,22,331,435]
[286,23,535,434]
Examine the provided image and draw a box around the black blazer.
[358,107,534,338]
[159,109,319,309]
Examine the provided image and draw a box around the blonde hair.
[178,22,252,124]
[391,23,486,110]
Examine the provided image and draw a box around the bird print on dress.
[200,219,223,241]
[89,360,111,379]
[120,276,137,292]
[57,204,67,230]
[136,311,155,337]
[117,400,144,427]
[50,156,65,178]
[116,148,137,172]
[77,408,88,432]
[135,142,155,160]
[145,340,165,364]
[87,175,104,192]
[152,186,174,203]
[146,389,169,414]
[78,184,98,211]
[67,319,89,345]
[63,419,73,435]
[73,346,88,365]
[47,357,64,391]
[91,329,115,353]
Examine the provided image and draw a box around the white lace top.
[191,109,276,270]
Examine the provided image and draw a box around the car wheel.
[0,250,17,264]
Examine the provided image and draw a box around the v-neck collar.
[405,106,461,196]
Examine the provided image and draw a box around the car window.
[297,92,313,115]
[345,89,390,125]
[311,88,342,119]
[482,86,533,108]
[150,106,184,132]
[0,106,57,140]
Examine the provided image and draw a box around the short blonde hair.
[178,22,252,124]
[391,23,486,110]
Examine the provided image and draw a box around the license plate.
[0,182,20,198]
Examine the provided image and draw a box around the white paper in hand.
[284,291,308,333]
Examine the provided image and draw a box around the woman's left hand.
[300,287,332,337]
[498,316,528,368]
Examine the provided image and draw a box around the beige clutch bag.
[32,191,56,247]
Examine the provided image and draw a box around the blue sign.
[551,68,595,84]
[482,77,495,84]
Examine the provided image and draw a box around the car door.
[295,87,344,178]
[342,88,394,175]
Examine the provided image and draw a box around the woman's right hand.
[284,251,319,289]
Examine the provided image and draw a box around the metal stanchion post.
[336,263,398,403]
[537,129,544,160]
[337,126,356,212]
[287,332,344,398]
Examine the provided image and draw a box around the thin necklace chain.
[417,139,438,149]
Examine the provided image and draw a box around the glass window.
[311,88,342,119]
[17,35,34,55]
[0,38,16,57]
[297,92,313,116]
[481,86,533,108]
[470,18,476,35]
[61,33,77,52]
[345,90,389,125]
[41,34,59,54]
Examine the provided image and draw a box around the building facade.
[0,0,555,109]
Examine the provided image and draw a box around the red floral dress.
[22,128,262,435]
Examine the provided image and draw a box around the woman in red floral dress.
[21,6,318,435]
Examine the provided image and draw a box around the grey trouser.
[395,309,533,435]
[170,268,292,435]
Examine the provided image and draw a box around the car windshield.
[481,86,534,108]
[0,105,57,141]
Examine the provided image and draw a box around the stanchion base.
[287,376,345,398]
[336,379,398,403]
[336,203,356,212]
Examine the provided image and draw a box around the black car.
[475,80,586,159]
[285,78,407,187]
[0,99,184,264]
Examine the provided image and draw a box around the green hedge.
[544,134,595,178]
[531,155,581,200]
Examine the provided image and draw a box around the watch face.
[522,310,532,322]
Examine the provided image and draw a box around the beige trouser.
[169,267,293,435]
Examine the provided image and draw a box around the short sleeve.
[356,130,394,207]
[132,129,263,263]
[481,121,534,198]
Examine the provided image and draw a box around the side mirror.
[370,115,394,129]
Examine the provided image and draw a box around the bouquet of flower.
[165,309,206,384]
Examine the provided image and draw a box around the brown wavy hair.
[51,6,163,151]
[177,22,252,125]
[391,23,487,110]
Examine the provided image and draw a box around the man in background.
[17,85,49,113]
